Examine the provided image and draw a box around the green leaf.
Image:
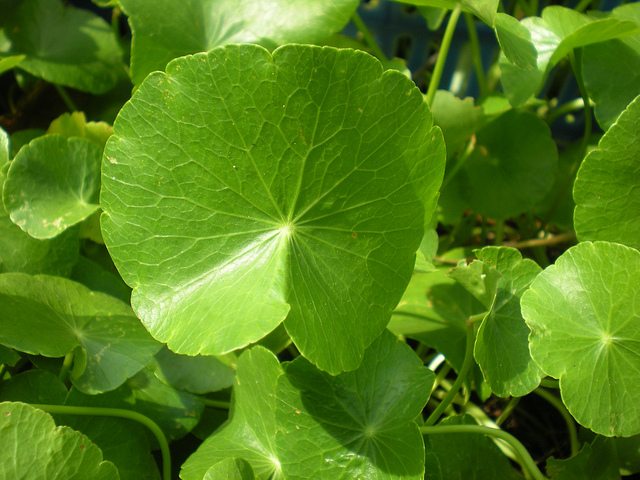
[431,90,484,158]
[581,4,640,130]
[497,7,640,105]
[0,345,20,366]
[546,437,619,480]
[0,0,123,93]
[449,259,500,308]
[153,347,235,394]
[439,110,557,219]
[424,415,521,480]
[47,112,113,148]
[473,247,543,397]
[574,95,640,250]
[67,366,204,442]
[394,0,499,26]
[0,54,25,75]
[521,241,640,436]
[181,347,283,480]
[204,459,255,480]
[4,135,102,239]
[0,273,160,394]
[0,370,158,480]
[101,44,445,374]
[0,402,119,479]
[120,0,359,85]
[389,268,484,370]
[276,331,434,479]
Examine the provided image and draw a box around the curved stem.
[421,424,549,480]
[534,388,579,456]
[426,5,462,106]
[54,85,78,112]
[201,398,231,410]
[31,403,171,480]
[425,318,476,426]
[441,134,476,189]
[496,396,520,426]
[351,12,388,62]
[539,378,559,389]
[494,219,505,245]
[569,51,592,159]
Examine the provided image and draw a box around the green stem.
[426,5,462,106]
[351,12,388,61]
[0,364,5,380]
[534,388,579,456]
[569,51,592,158]
[431,363,452,394]
[201,398,231,410]
[496,397,520,426]
[58,351,74,383]
[54,85,78,112]
[546,97,585,124]
[540,378,559,389]
[494,219,505,245]
[464,13,487,98]
[425,318,476,426]
[441,135,475,189]
[421,425,548,480]
[574,0,592,12]
[31,403,171,480]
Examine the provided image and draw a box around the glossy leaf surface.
[574,95,640,250]
[522,242,640,436]
[120,0,359,84]
[102,44,444,374]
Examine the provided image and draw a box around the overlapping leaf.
[101,44,445,374]
[0,0,123,93]
[393,0,499,26]
[522,241,640,436]
[496,6,640,105]
[574,95,640,250]
[0,273,160,394]
[120,0,359,84]
[276,331,434,479]
[0,402,118,479]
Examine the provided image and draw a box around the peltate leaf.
[101,44,445,374]
[275,331,434,479]
[0,273,161,394]
[120,0,359,85]
[0,402,118,479]
[4,135,102,239]
[521,241,640,436]
[0,0,123,93]
[574,94,640,250]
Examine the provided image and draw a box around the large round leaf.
[574,94,640,250]
[0,273,160,394]
[101,44,444,374]
[521,241,640,436]
[4,135,102,239]
[120,0,359,85]
[0,402,118,479]
[0,0,123,94]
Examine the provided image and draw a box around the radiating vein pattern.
[101,44,443,373]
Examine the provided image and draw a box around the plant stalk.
[426,5,462,106]
[351,12,388,61]
[201,398,231,410]
[496,396,520,426]
[421,424,549,480]
[534,388,579,456]
[58,351,74,383]
[54,85,78,112]
[425,317,476,425]
[464,13,487,98]
[31,403,171,480]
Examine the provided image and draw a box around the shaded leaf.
[547,437,619,480]
[204,459,255,480]
[0,273,160,394]
[0,0,123,93]
[0,402,118,479]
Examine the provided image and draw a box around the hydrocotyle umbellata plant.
[0,0,639,479]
